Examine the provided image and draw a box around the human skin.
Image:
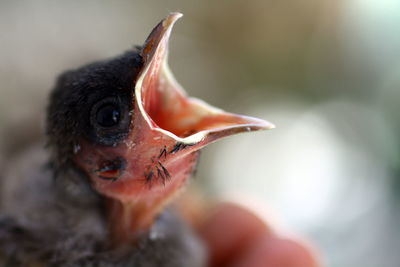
[195,202,321,267]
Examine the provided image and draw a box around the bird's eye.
[96,104,121,128]
[89,96,132,146]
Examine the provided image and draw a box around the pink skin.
[199,203,322,267]
[74,13,274,243]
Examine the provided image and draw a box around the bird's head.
[46,13,274,242]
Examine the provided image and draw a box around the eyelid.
[94,157,126,181]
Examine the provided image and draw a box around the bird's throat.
[106,152,199,245]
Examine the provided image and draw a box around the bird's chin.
[89,144,200,204]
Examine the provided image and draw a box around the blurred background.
[1,1,399,266]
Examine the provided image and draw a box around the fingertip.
[199,202,272,267]
[232,235,322,267]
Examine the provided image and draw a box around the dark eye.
[96,104,120,128]
[89,96,132,146]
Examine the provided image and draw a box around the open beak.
[89,13,274,239]
[137,12,273,147]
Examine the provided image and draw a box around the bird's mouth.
[82,13,274,242]
[136,13,273,143]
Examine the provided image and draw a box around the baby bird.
[0,13,273,266]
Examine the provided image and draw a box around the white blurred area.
[1,1,400,266]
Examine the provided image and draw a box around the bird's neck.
[106,197,167,245]
[105,177,189,245]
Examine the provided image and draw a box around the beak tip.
[253,120,275,131]
[245,117,275,131]
[266,122,276,130]
[163,12,183,28]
